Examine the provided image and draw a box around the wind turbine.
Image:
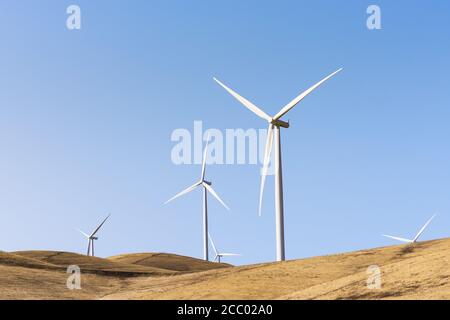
[165,137,229,261]
[76,214,111,257]
[383,214,436,244]
[208,233,240,263]
[214,68,342,261]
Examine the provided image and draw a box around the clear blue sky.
[1,1,449,265]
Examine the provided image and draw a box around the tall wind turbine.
[383,214,436,244]
[214,68,342,261]
[165,137,229,261]
[208,233,241,263]
[76,214,111,257]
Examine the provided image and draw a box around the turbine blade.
[214,254,219,262]
[382,234,413,243]
[91,214,111,237]
[273,68,343,120]
[218,253,241,256]
[413,214,436,242]
[201,135,210,181]
[203,183,230,210]
[208,233,218,256]
[164,181,201,205]
[75,228,90,239]
[259,124,274,216]
[213,77,272,122]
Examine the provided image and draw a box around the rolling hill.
[13,251,175,276]
[108,252,230,272]
[1,238,449,299]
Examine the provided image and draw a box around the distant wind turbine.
[208,233,241,263]
[76,214,111,256]
[165,137,229,261]
[382,214,436,244]
[214,68,342,261]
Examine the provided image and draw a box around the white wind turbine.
[76,214,111,257]
[214,68,342,261]
[165,137,229,261]
[383,214,437,244]
[208,233,241,263]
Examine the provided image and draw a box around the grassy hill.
[13,251,175,276]
[1,239,449,299]
[108,252,230,272]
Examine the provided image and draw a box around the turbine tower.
[208,233,240,263]
[383,214,436,244]
[76,214,111,257]
[165,137,229,261]
[214,68,342,261]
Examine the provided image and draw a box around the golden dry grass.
[14,251,176,276]
[1,238,449,300]
[108,252,230,272]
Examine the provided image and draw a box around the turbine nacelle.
[271,119,290,128]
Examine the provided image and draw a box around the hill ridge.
[1,238,449,299]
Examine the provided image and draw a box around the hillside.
[13,251,175,276]
[1,239,449,299]
[108,252,230,272]
[100,238,450,300]
[0,251,61,270]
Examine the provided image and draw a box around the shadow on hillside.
[397,240,436,257]
[398,244,415,255]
